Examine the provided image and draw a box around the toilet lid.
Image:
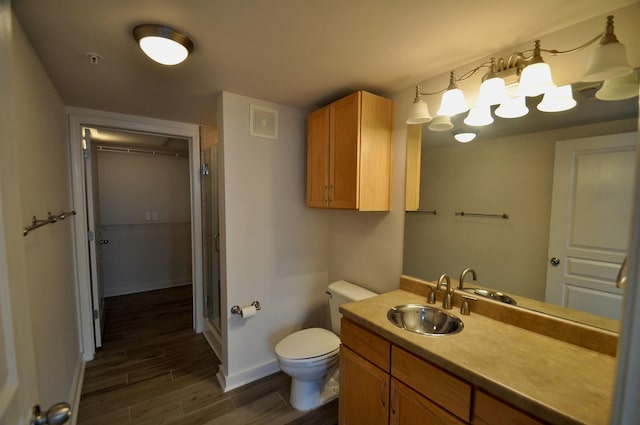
[275,328,340,360]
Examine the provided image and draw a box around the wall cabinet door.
[306,91,392,211]
[306,105,331,208]
[390,379,466,425]
[339,346,390,425]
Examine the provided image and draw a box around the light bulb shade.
[133,24,194,65]
[464,105,494,126]
[428,115,453,131]
[437,88,468,116]
[454,132,476,143]
[516,62,555,97]
[495,96,529,119]
[596,70,639,101]
[477,77,508,106]
[406,98,433,124]
[583,42,633,82]
[537,84,577,112]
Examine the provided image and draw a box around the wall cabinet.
[306,91,393,211]
[340,319,545,424]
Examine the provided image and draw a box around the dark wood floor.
[77,285,338,425]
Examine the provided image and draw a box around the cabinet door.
[330,91,360,209]
[339,346,389,425]
[390,379,466,425]
[306,105,330,208]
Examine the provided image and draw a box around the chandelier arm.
[418,88,447,96]
[455,61,493,82]
[540,32,604,56]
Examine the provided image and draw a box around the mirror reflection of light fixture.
[537,84,577,112]
[428,115,454,131]
[454,132,477,143]
[437,72,469,116]
[596,69,639,100]
[495,96,529,118]
[464,104,494,126]
[133,24,194,65]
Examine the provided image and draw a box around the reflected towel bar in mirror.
[455,211,509,219]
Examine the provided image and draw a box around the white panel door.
[84,129,105,347]
[546,132,637,320]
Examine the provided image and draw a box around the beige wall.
[11,14,80,407]
[217,92,331,389]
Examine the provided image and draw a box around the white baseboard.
[216,360,281,392]
[68,357,85,425]
[104,280,191,297]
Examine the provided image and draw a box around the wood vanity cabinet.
[306,90,393,211]
[339,319,391,425]
[340,318,545,425]
[340,319,468,424]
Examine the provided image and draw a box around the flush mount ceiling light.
[407,14,634,141]
[133,24,194,65]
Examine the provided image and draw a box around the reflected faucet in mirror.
[459,268,477,289]
[616,256,628,288]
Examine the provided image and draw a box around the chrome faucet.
[437,274,453,310]
[459,268,477,290]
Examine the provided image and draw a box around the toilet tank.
[327,280,377,335]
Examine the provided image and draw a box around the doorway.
[68,109,204,361]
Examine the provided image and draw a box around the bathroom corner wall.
[217,92,330,390]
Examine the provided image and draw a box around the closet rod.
[23,210,76,236]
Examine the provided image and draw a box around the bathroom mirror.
[402,81,638,331]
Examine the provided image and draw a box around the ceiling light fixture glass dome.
[133,24,194,65]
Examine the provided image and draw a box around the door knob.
[31,402,71,425]
[99,239,109,245]
[550,257,560,266]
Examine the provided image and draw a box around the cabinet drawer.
[341,319,390,372]
[391,346,471,422]
[474,390,544,425]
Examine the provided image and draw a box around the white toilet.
[275,280,377,411]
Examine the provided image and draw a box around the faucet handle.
[427,286,436,304]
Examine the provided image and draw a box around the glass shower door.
[201,143,221,333]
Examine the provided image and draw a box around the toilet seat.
[275,328,340,362]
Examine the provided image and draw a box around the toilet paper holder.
[231,301,261,316]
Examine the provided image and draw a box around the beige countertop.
[340,288,617,425]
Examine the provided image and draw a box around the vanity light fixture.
[406,85,433,124]
[582,16,633,81]
[407,15,634,141]
[437,72,469,116]
[133,24,194,65]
